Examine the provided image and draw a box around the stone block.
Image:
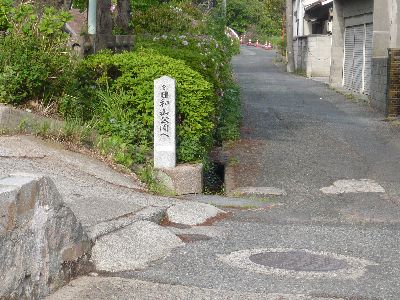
[0,173,92,299]
[81,34,134,56]
[155,164,203,195]
[154,76,176,169]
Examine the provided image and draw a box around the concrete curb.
[0,104,64,133]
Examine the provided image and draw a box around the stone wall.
[294,35,332,78]
[0,174,92,299]
[387,49,400,116]
[80,34,134,56]
[370,57,389,114]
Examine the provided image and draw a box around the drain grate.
[249,250,349,272]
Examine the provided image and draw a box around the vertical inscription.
[154,76,176,169]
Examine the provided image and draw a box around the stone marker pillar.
[154,76,176,169]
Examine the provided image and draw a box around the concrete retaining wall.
[294,35,332,78]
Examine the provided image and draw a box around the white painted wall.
[293,0,307,37]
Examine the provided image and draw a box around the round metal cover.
[249,250,349,272]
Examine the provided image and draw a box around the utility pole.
[286,0,295,73]
[88,0,97,34]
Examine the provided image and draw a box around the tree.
[115,0,131,33]
[226,0,262,35]
[260,0,284,36]
[96,0,113,34]
[226,0,285,38]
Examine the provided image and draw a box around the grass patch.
[136,165,176,196]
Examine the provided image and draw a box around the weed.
[294,69,307,77]
[18,118,29,132]
[136,165,175,196]
[34,121,50,137]
[227,156,240,166]
[0,127,9,135]
[238,205,257,210]
[384,117,400,126]
[253,197,272,203]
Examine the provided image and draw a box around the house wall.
[327,0,400,116]
[329,0,345,87]
[294,35,332,77]
[293,0,314,37]
[342,0,373,18]
[370,0,400,114]
[330,0,373,88]
[370,1,388,112]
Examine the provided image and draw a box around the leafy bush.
[0,3,74,105]
[0,0,12,31]
[217,83,241,141]
[77,49,215,164]
[136,34,227,90]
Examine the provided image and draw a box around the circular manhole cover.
[249,250,349,272]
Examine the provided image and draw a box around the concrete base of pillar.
[155,164,203,195]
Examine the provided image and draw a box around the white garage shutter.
[353,25,365,93]
[363,23,373,95]
[343,23,373,94]
[343,27,355,90]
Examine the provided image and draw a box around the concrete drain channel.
[218,248,378,279]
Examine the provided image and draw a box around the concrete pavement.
[0,133,224,285]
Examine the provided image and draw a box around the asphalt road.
[50,47,400,299]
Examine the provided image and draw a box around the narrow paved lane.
[50,47,400,300]
[233,47,400,203]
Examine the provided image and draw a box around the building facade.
[293,0,333,78]
[330,0,400,116]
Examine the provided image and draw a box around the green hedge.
[77,49,216,164]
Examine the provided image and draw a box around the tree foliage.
[226,0,284,38]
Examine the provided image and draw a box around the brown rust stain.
[6,202,16,231]
[160,212,232,228]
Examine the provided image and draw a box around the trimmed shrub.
[78,49,216,163]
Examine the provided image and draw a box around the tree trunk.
[286,0,295,73]
[116,0,131,34]
[97,0,113,34]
